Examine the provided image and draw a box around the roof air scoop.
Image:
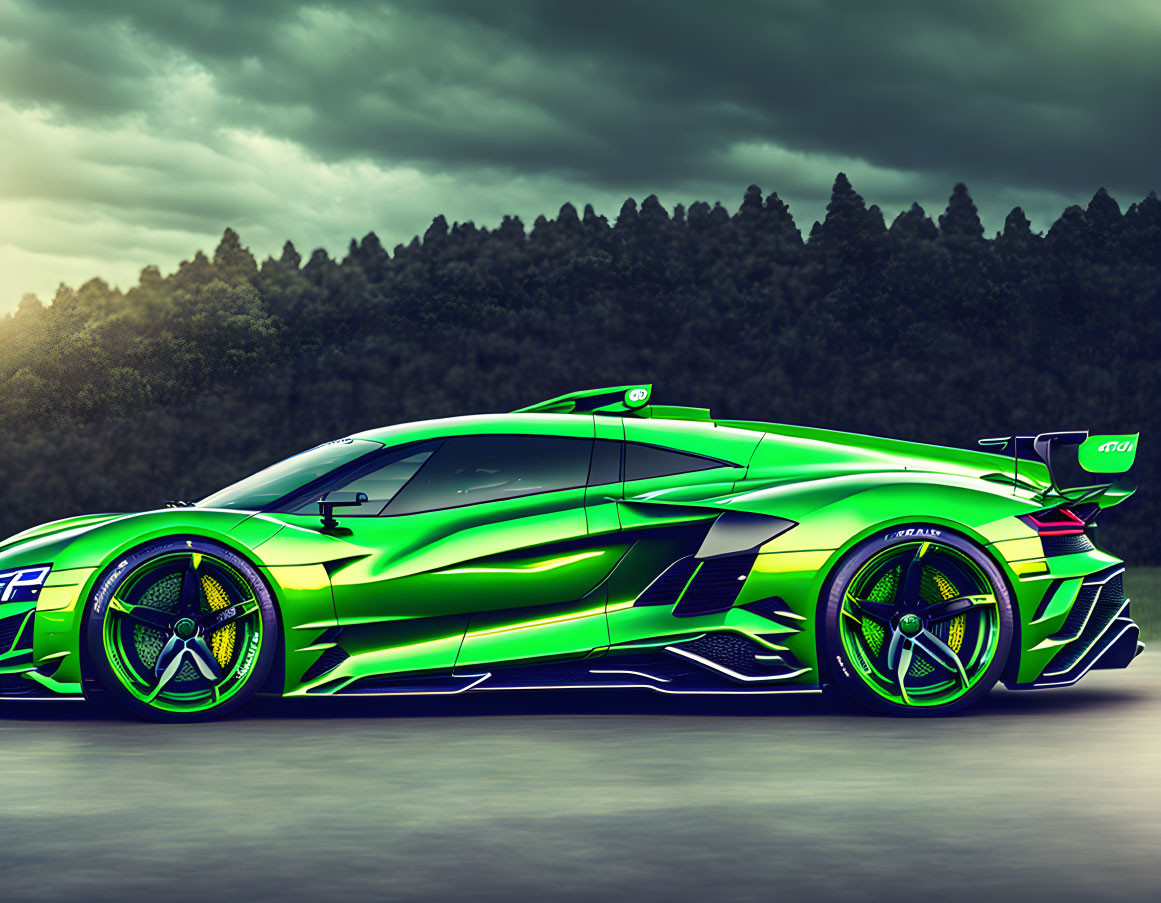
[515,384,652,415]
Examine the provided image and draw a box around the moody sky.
[1,0,1159,312]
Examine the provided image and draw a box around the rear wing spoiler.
[978,431,1139,503]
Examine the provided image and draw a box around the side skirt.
[320,636,820,697]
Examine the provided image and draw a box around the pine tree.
[764,190,803,247]
[938,183,984,241]
[995,207,1038,253]
[890,203,938,241]
[1046,205,1087,259]
[279,241,302,269]
[813,173,888,265]
[423,215,450,247]
[213,228,259,283]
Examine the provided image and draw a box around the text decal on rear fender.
[887,528,942,540]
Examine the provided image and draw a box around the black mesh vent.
[673,633,800,678]
[1103,573,1124,604]
[1053,584,1100,641]
[0,673,37,696]
[635,557,699,607]
[672,555,756,617]
[301,645,349,683]
[1049,598,1125,673]
[1041,534,1095,556]
[1045,570,1127,676]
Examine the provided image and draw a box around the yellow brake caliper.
[932,570,965,653]
[201,574,236,667]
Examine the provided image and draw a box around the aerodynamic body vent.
[0,674,38,696]
[0,612,30,652]
[634,556,699,607]
[301,643,350,684]
[672,555,757,617]
[1041,533,1095,556]
[1044,569,1127,678]
[740,596,803,625]
[668,632,806,681]
[1053,584,1101,641]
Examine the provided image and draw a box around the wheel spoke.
[846,594,896,621]
[198,597,259,633]
[886,627,903,669]
[925,594,996,622]
[188,637,223,680]
[914,630,969,685]
[898,542,929,607]
[147,647,187,702]
[109,598,174,632]
[896,640,914,704]
[154,634,181,677]
[178,555,202,613]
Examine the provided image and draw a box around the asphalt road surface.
[1,655,1158,903]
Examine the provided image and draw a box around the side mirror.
[318,490,368,529]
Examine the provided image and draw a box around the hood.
[0,513,127,565]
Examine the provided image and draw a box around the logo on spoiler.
[1078,433,1139,474]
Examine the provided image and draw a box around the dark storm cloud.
[418,0,1161,197]
[4,0,1160,311]
[8,0,1158,198]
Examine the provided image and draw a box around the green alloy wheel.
[86,538,277,722]
[823,528,1013,715]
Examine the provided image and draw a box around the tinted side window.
[279,442,440,515]
[624,443,725,481]
[386,435,593,514]
[588,440,623,485]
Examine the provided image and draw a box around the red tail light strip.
[1028,507,1086,536]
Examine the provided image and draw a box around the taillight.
[1023,506,1086,536]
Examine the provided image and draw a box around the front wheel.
[821,527,1013,716]
[86,538,278,722]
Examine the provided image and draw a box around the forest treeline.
[0,175,1157,561]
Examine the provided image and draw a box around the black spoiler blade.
[978,431,1138,502]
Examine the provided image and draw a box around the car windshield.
[197,438,383,511]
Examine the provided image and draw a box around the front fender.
[24,509,288,689]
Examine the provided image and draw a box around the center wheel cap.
[174,617,197,639]
[899,613,922,637]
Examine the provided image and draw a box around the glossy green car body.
[0,385,1142,715]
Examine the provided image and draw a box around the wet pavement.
[0,654,1158,902]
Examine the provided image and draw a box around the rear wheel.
[821,527,1013,715]
[86,538,277,722]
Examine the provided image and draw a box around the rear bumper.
[1009,563,1145,689]
[1031,606,1143,688]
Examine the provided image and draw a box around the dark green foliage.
[939,182,985,242]
[0,179,1157,562]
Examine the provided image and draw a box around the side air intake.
[672,555,757,617]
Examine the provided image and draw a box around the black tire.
[821,525,1013,716]
[85,537,278,723]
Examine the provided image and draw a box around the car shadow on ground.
[0,683,1148,722]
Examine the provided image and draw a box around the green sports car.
[0,385,1143,721]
